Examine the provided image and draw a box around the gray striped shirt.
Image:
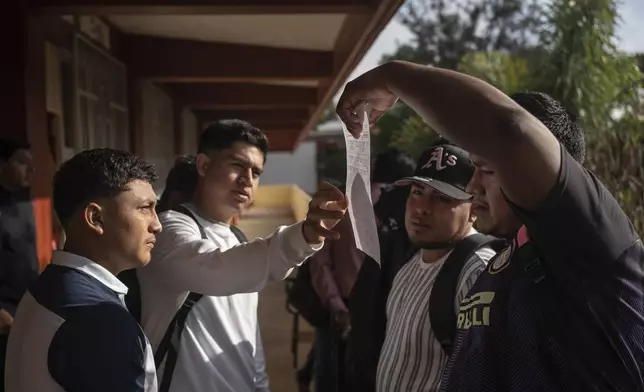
[376,232,496,392]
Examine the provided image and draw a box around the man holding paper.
[336,61,644,391]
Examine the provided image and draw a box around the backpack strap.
[230,225,248,243]
[429,233,503,355]
[155,205,248,392]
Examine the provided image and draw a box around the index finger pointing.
[317,181,346,200]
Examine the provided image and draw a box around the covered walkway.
[4,0,404,269]
[2,0,404,388]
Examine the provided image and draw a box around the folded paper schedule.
[341,110,381,265]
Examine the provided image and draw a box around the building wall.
[181,108,199,155]
[141,82,175,192]
[259,140,318,194]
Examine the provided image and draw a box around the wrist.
[302,220,324,245]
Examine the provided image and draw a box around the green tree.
[383,0,544,69]
[456,51,532,93]
[375,0,545,150]
[388,115,440,159]
[532,0,641,133]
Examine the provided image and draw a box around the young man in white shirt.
[6,148,161,392]
[138,119,348,392]
[376,142,496,392]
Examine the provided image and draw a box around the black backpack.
[395,233,506,355]
[430,233,506,354]
[118,204,247,392]
[286,262,330,328]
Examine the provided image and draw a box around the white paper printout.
[341,111,381,265]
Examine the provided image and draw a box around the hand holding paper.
[302,181,349,245]
[336,63,399,137]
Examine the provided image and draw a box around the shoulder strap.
[429,233,500,355]
[172,204,207,240]
[156,204,208,392]
[230,225,248,243]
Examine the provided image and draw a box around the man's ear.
[195,153,210,178]
[84,202,105,235]
[469,204,478,223]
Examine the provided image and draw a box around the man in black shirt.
[336,61,644,391]
[0,138,37,392]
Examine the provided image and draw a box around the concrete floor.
[238,212,315,392]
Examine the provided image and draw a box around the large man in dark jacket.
[0,138,37,390]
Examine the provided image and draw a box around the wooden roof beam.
[30,0,375,15]
[123,35,333,83]
[263,130,301,151]
[295,0,405,147]
[168,83,319,109]
[202,119,307,131]
[195,108,312,125]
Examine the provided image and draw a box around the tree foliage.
[376,0,545,148]
[531,0,641,133]
[456,51,532,93]
[382,0,544,68]
[379,0,644,235]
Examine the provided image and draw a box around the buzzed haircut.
[511,91,586,164]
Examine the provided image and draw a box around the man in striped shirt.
[376,142,496,392]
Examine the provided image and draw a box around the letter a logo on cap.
[421,147,458,171]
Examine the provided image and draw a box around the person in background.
[337,61,644,392]
[157,155,198,214]
[370,148,415,207]
[346,148,416,392]
[309,212,362,392]
[6,148,161,392]
[137,120,348,392]
[0,138,37,392]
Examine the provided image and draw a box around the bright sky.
[336,0,644,101]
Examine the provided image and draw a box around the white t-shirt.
[138,204,320,392]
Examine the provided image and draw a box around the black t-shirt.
[440,146,644,392]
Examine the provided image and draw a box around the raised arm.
[146,181,349,296]
[147,212,319,296]
[337,61,561,211]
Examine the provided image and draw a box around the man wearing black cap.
[375,141,496,392]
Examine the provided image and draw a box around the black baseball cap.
[395,142,474,200]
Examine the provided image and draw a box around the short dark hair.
[198,119,269,162]
[164,155,197,195]
[0,138,30,162]
[511,91,586,164]
[53,148,158,225]
[373,148,416,183]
